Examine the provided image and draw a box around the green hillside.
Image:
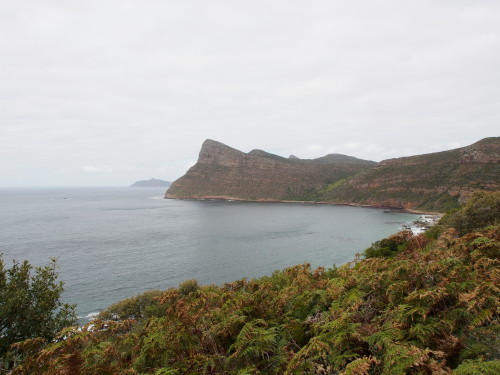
[321,137,500,211]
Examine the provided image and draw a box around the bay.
[0,187,419,321]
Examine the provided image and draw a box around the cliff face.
[322,137,500,211]
[166,140,377,201]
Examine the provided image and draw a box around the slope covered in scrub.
[12,191,500,374]
[322,137,500,211]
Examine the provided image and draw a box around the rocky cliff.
[165,140,376,201]
[322,137,500,211]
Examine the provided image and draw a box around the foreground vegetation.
[0,258,76,373]
[8,192,500,374]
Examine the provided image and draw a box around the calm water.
[0,187,419,320]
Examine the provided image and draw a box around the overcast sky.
[0,1,498,186]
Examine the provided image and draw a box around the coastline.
[165,195,442,236]
[164,195,444,216]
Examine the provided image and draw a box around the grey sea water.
[0,187,419,321]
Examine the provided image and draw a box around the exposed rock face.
[131,178,171,187]
[166,140,377,201]
[323,137,500,211]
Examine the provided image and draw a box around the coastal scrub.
[10,191,500,374]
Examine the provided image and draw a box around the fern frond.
[453,359,500,374]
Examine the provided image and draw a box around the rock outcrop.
[166,140,376,201]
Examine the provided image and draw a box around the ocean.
[0,187,420,321]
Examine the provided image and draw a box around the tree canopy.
[0,257,76,370]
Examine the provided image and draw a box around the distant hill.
[166,139,376,201]
[166,137,499,212]
[131,178,171,187]
[322,137,500,211]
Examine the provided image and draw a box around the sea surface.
[0,187,420,321]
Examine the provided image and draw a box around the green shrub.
[453,359,500,374]
[443,191,500,235]
[363,230,412,258]
[0,257,76,369]
[178,279,199,296]
[99,290,163,320]
[424,224,444,239]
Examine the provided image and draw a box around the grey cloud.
[0,0,498,186]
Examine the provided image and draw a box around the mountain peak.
[198,139,245,165]
[167,140,377,201]
[311,153,377,165]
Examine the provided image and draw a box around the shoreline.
[164,195,444,216]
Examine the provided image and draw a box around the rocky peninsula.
[166,137,500,212]
[166,139,376,202]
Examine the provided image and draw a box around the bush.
[0,257,76,367]
[178,279,199,296]
[453,359,500,374]
[443,191,500,235]
[99,290,163,320]
[423,224,444,239]
[363,230,413,258]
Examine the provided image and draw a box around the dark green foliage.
[453,359,500,374]
[178,279,199,296]
[442,191,500,235]
[418,192,461,212]
[363,230,412,258]
[99,290,164,320]
[0,257,76,370]
[283,186,321,201]
[424,223,444,239]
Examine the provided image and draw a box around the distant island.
[131,178,171,187]
[166,137,500,212]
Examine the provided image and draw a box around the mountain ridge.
[166,139,377,201]
[323,137,499,211]
[166,137,499,211]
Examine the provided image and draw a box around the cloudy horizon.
[1,1,498,187]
